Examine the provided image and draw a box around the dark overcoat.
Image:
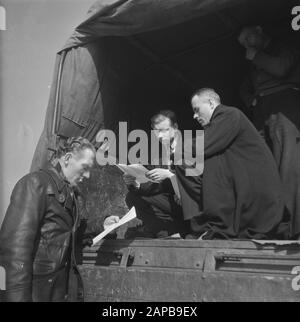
[176,104,286,239]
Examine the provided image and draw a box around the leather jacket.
[0,163,84,302]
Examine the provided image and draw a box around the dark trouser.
[174,165,207,237]
[253,89,300,237]
[125,191,188,237]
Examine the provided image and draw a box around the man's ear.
[64,153,72,162]
[209,99,214,108]
[174,122,178,130]
[255,25,263,34]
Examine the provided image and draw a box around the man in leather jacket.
[0,137,119,302]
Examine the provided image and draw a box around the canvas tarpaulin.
[62,0,244,50]
[29,0,300,238]
[31,0,293,170]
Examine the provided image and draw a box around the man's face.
[191,95,215,127]
[153,118,177,144]
[238,27,266,50]
[63,148,95,187]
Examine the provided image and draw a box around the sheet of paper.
[170,174,181,200]
[118,164,180,200]
[92,207,137,246]
[117,164,154,184]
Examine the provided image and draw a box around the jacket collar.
[203,104,222,129]
[211,104,222,121]
[43,161,69,193]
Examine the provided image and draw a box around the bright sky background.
[0,0,95,224]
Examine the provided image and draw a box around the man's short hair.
[191,88,221,104]
[151,110,178,128]
[240,25,263,37]
[56,136,96,158]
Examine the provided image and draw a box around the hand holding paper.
[103,215,120,230]
[92,207,137,246]
[146,168,173,182]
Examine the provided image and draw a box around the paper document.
[117,163,180,200]
[92,207,137,246]
[117,164,154,184]
[170,174,181,200]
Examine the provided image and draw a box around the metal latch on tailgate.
[203,251,300,275]
[113,248,135,268]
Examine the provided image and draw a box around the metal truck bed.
[78,239,300,302]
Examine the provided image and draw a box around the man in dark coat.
[238,26,300,238]
[0,137,119,302]
[175,88,288,239]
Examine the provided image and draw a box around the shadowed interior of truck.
[68,0,299,238]
[31,0,300,238]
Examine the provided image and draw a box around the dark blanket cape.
[176,104,287,239]
[254,89,300,238]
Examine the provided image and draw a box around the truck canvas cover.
[30,0,300,301]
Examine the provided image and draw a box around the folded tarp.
[62,0,245,50]
[31,0,292,170]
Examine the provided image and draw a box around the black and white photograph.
[0,0,300,306]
